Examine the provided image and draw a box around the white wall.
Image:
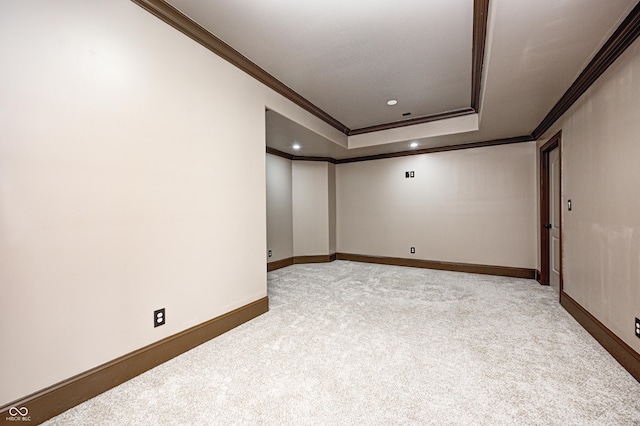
[266,154,293,262]
[0,0,339,406]
[336,143,537,268]
[538,37,640,353]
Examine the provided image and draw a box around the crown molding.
[335,135,534,164]
[134,0,640,150]
[472,0,490,111]
[532,1,640,139]
[266,146,338,164]
[131,0,349,135]
[267,135,534,164]
[348,108,476,136]
[131,0,489,136]
[266,146,294,161]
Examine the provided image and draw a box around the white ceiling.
[165,0,637,159]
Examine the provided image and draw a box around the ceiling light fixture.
[292,144,301,150]
[410,142,418,148]
[387,99,398,106]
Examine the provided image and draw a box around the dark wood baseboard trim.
[267,257,294,272]
[535,270,542,284]
[0,297,269,425]
[267,254,337,272]
[335,253,536,279]
[560,291,640,382]
[294,254,335,265]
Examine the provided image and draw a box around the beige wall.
[0,1,339,406]
[336,143,537,268]
[3,0,638,409]
[266,154,293,262]
[537,37,640,353]
[266,158,335,261]
[292,162,331,256]
[328,163,337,254]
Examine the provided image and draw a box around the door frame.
[539,131,562,294]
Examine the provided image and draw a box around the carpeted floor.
[44,261,640,425]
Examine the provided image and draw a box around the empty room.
[1,0,640,424]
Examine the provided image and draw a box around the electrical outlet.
[154,308,165,328]
[268,250,272,258]
[410,171,415,178]
[410,247,415,254]
[405,171,410,178]
[635,318,640,338]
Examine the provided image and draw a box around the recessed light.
[387,99,398,106]
[410,142,418,148]
[293,144,300,150]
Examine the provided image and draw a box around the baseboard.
[267,257,294,272]
[0,297,269,425]
[560,291,640,382]
[268,254,336,272]
[268,253,536,279]
[336,253,536,279]
[294,254,336,264]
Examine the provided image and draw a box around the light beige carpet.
[44,261,640,425]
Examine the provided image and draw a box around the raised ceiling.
[156,0,637,159]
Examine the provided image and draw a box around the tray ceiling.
[156,0,637,159]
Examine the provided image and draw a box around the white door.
[549,147,561,291]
